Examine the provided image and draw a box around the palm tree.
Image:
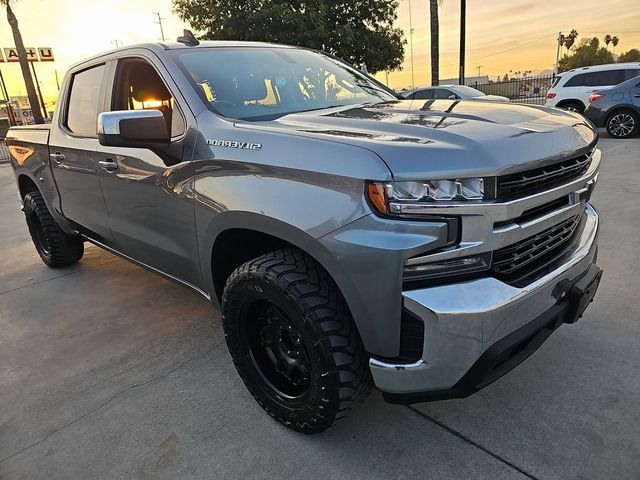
[564,29,578,50]
[429,0,440,86]
[611,36,619,55]
[604,34,612,49]
[1,0,44,123]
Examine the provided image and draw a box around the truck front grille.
[492,213,584,285]
[496,151,592,200]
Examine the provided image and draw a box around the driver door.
[96,56,203,289]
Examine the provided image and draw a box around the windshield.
[171,47,396,121]
[452,85,485,97]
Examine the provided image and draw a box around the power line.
[439,32,557,68]
[568,30,640,34]
[474,32,557,61]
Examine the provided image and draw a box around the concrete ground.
[0,136,638,480]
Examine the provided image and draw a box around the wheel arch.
[204,212,361,315]
[17,173,40,199]
[556,99,586,111]
[605,105,639,121]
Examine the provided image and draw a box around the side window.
[624,69,640,81]
[413,89,434,100]
[112,59,185,138]
[564,73,587,87]
[66,64,105,136]
[586,70,625,86]
[434,88,454,99]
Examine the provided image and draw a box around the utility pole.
[476,65,483,77]
[30,62,48,119]
[153,12,166,42]
[555,32,564,74]
[54,70,60,91]
[0,67,16,125]
[408,0,415,91]
[459,0,466,85]
[111,39,122,49]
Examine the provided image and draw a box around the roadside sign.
[2,47,53,62]
[38,47,54,62]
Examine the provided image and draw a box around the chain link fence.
[0,141,9,164]
[471,74,556,105]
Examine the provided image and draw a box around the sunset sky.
[1,0,639,109]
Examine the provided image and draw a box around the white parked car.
[546,62,640,113]
[402,85,509,102]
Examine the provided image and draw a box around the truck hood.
[244,99,597,180]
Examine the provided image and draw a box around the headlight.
[367,178,489,216]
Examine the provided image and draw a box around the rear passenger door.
[49,63,113,243]
[96,54,203,289]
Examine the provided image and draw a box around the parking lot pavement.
[1,136,638,480]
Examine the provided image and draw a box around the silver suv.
[7,38,602,434]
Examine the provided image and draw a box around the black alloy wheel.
[222,248,373,434]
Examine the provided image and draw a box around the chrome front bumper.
[370,203,600,398]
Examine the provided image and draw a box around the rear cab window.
[65,64,106,136]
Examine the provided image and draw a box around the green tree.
[1,0,44,123]
[172,0,406,74]
[619,48,640,62]
[558,37,613,72]
[563,29,578,50]
[429,0,440,85]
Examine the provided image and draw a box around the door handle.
[633,93,640,98]
[49,152,65,163]
[99,159,119,172]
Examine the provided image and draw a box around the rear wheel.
[23,191,84,268]
[560,101,584,114]
[606,110,639,139]
[222,248,372,434]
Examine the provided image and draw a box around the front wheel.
[222,248,372,434]
[606,110,639,139]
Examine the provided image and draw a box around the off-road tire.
[222,248,373,434]
[23,191,84,268]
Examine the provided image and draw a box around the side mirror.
[448,94,457,100]
[98,110,170,148]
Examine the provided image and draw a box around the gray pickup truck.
[7,35,602,434]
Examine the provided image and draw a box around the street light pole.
[459,0,466,85]
[408,0,415,91]
[153,12,166,42]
